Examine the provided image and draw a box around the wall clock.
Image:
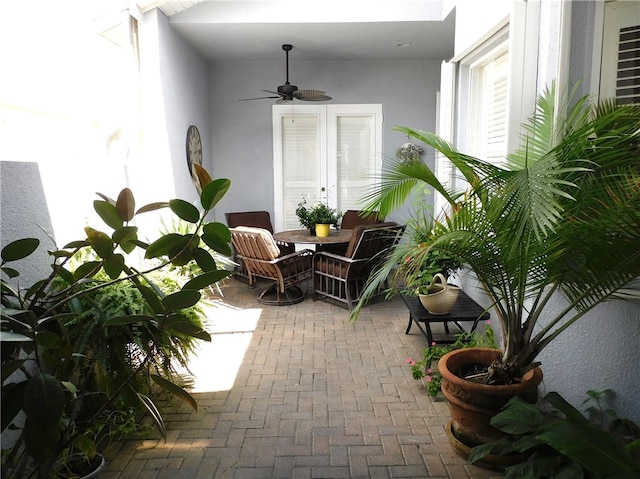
[185,125,203,192]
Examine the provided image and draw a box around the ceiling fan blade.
[239,95,281,101]
[294,90,332,101]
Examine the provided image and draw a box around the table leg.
[405,314,414,334]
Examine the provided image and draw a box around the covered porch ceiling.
[137,0,456,62]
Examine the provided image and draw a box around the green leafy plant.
[296,198,342,228]
[352,83,640,385]
[469,390,640,478]
[1,165,233,478]
[406,324,496,397]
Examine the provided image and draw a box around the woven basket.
[418,273,460,315]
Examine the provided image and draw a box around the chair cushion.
[344,222,397,258]
[234,226,280,260]
[225,211,273,233]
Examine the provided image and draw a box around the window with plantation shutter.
[600,1,640,104]
[273,104,383,231]
[470,49,509,165]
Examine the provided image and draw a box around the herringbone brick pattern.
[103,278,503,478]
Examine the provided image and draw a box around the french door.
[272,104,383,231]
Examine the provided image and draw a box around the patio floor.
[103,277,503,479]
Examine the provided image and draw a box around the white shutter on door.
[336,115,375,211]
[281,114,321,229]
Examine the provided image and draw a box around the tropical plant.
[391,216,463,296]
[352,83,640,385]
[1,165,233,478]
[469,390,640,478]
[406,324,496,397]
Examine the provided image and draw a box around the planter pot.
[418,273,459,314]
[315,223,330,237]
[62,454,106,479]
[438,348,543,450]
[444,421,530,471]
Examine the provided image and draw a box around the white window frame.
[595,0,640,103]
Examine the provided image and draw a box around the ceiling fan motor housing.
[277,83,298,96]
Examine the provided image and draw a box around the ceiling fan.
[240,44,332,103]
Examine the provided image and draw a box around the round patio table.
[273,228,352,246]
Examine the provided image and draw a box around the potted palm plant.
[352,83,640,452]
[1,166,233,478]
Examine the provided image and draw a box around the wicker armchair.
[225,211,294,280]
[230,226,313,305]
[313,223,405,310]
[317,210,385,256]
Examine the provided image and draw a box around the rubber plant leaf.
[85,227,114,259]
[183,270,231,291]
[161,290,201,312]
[23,373,65,430]
[145,233,185,259]
[116,188,135,221]
[164,318,211,341]
[169,199,201,224]
[135,201,170,215]
[93,200,123,230]
[202,231,233,256]
[193,247,217,272]
[193,164,212,189]
[73,261,102,280]
[200,178,231,210]
[1,238,39,262]
[203,222,231,241]
[136,284,164,314]
[112,225,138,245]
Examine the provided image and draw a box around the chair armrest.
[312,251,354,263]
[275,248,314,263]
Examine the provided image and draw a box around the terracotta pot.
[438,348,543,448]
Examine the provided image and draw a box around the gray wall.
[208,59,443,224]
[137,10,211,209]
[0,162,55,289]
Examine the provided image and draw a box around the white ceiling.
[142,0,456,62]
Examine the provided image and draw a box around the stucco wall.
[0,162,55,289]
[208,59,443,225]
[137,10,211,210]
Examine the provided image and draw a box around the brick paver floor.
[103,278,503,478]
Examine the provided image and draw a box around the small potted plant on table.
[296,198,342,237]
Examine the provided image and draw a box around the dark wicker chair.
[339,210,384,230]
[225,211,294,280]
[230,226,313,305]
[317,210,385,256]
[313,223,405,310]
